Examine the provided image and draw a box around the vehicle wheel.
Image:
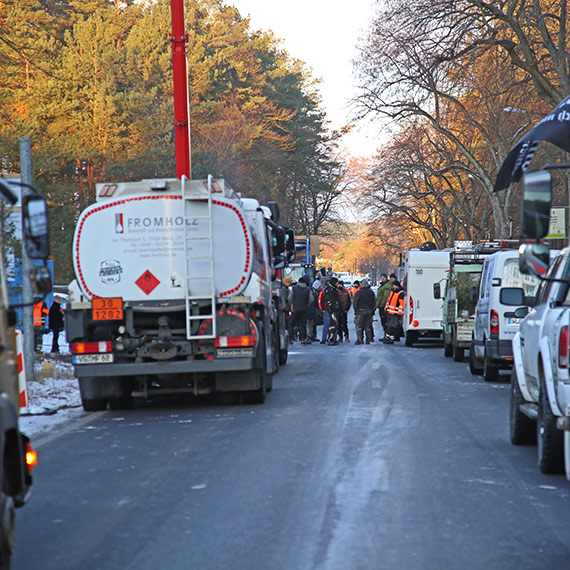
[469,341,483,376]
[216,391,239,405]
[537,374,564,474]
[107,378,134,410]
[78,378,107,411]
[483,346,499,382]
[444,339,453,357]
[453,346,464,362]
[564,431,570,481]
[0,495,15,570]
[81,398,107,412]
[243,370,266,404]
[265,363,274,393]
[279,347,288,366]
[509,368,536,445]
[405,331,416,347]
[108,395,134,410]
[271,324,279,375]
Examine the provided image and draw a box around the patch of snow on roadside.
[20,357,83,440]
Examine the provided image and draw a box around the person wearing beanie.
[350,280,361,298]
[353,279,376,344]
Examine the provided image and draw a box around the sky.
[229,0,379,157]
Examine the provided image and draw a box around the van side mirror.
[521,170,552,239]
[519,243,550,277]
[32,265,52,296]
[267,201,280,223]
[273,254,285,270]
[433,283,441,299]
[22,195,50,260]
[284,228,296,263]
[500,287,525,306]
[266,220,285,257]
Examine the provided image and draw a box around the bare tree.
[353,0,557,238]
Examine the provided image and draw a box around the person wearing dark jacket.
[337,281,352,342]
[353,279,376,344]
[319,276,342,345]
[375,273,393,332]
[290,276,314,344]
[49,296,65,353]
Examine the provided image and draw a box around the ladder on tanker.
[182,175,218,340]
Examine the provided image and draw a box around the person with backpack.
[318,276,342,345]
[353,279,376,345]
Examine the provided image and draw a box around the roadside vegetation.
[352,0,570,248]
[0,0,346,281]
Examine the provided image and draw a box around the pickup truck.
[509,170,570,479]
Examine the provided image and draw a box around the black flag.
[494,95,570,191]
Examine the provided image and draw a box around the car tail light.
[559,325,569,369]
[215,336,257,348]
[490,310,499,337]
[71,341,112,354]
[26,443,37,473]
[409,296,414,324]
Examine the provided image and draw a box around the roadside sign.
[546,207,566,239]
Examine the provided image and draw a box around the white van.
[403,249,451,346]
[470,249,542,381]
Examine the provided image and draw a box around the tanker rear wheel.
[243,370,266,405]
[78,378,107,411]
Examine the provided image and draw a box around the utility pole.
[19,138,35,382]
[170,0,191,179]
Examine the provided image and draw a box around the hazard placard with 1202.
[92,297,124,321]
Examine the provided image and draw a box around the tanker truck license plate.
[92,298,124,320]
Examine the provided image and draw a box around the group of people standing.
[284,268,352,346]
[283,267,407,347]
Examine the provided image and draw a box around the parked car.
[469,249,542,381]
[510,169,570,479]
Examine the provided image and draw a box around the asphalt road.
[14,326,570,569]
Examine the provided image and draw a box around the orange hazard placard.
[92,298,124,321]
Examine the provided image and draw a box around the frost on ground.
[20,332,84,440]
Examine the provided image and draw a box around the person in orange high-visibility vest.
[382,281,404,344]
[33,301,48,350]
[350,280,361,298]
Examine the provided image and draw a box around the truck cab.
[0,178,51,568]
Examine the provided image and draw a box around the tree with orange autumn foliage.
[353,0,566,244]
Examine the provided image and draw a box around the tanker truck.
[66,176,288,409]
